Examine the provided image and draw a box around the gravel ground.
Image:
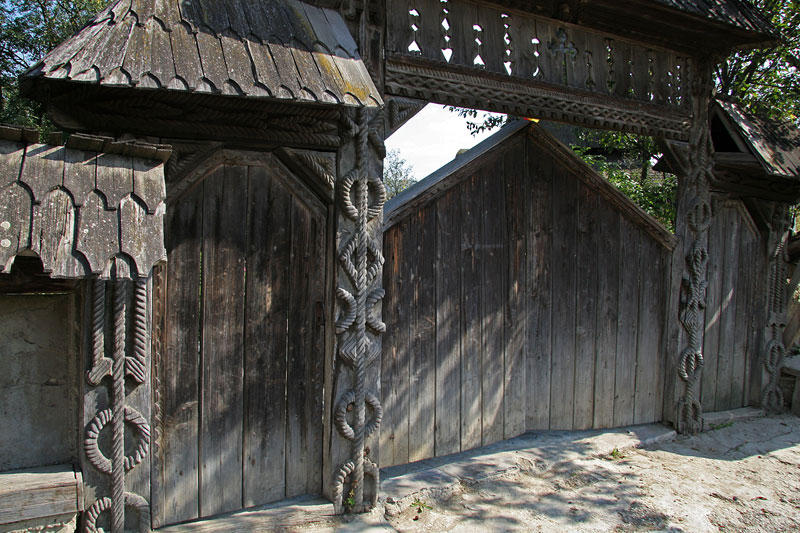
[333,414,800,532]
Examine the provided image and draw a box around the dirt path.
[334,414,800,532]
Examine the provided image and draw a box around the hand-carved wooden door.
[153,154,328,527]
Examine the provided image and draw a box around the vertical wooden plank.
[417,0,442,62]
[573,183,597,430]
[716,208,740,410]
[481,156,506,446]
[634,236,660,424]
[200,165,246,517]
[435,189,462,456]
[380,228,400,466]
[593,205,620,429]
[243,168,290,506]
[504,140,527,439]
[386,0,413,55]
[526,144,553,431]
[613,217,640,427]
[701,200,724,412]
[461,175,483,450]
[475,3,506,74]
[393,220,414,466]
[409,207,436,462]
[732,220,755,407]
[285,193,326,497]
[549,171,578,430]
[162,185,202,525]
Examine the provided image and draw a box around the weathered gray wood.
[0,140,25,188]
[0,182,32,268]
[574,183,598,430]
[613,218,640,427]
[392,219,413,466]
[549,170,578,431]
[200,165,246,517]
[634,237,661,424]
[435,188,463,456]
[593,205,620,429]
[19,144,64,203]
[701,198,725,412]
[0,465,82,525]
[95,153,133,209]
[170,21,203,90]
[30,188,79,276]
[716,206,741,410]
[243,168,290,506]
[285,190,326,497]
[380,227,400,467]
[63,148,96,207]
[480,159,506,445]
[503,140,527,439]
[461,174,483,450]
[526,147,553,431]
[161,186,203,525]
[409,207,436,461]
[195,31,228,92]
[733,215,757,407]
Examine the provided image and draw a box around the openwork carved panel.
[386,0,693,138]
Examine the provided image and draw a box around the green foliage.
[383,149,416,199]
[446,106,510,136]
[0,0,109,132]
[716,0,800,125]
[571,132,677,232]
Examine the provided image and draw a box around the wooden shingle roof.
[651,0,776,35]
[22,0,382,107]
[0,124,169,279]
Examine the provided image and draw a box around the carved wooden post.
[83,267,152,532]
[762,204,792,412]
[326,107,386,513]
[675,57,715,435]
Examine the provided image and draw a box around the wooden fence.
[380,123,676,467]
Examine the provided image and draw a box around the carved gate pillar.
[761,204,792,412]
[674,57,716,435]
[325,107,386,513]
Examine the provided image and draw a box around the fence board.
[526,150,554,431]
[480,163,506,445]
[461,175,483,450]
[409,208,436,461]
[200,166,246,517]
[593,206,620,428]
[574,184,598,430]
[716,207,740,411]
[701,201,725,412]
[162,186,202,525]
[435,190,463,456]
[285,195,325,497]
[243,170,291,506]
[613,218,640,427]
[503,140,527,439]
[634,236,661,424]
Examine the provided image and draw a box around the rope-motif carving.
[332,108,385,514]
[334,390,383,441]
[762,204,791,412]
[127,280,148,384]
[83,270,151,533]
[84,492,151,533]
[677,57,715,435]
[84,405,151,474]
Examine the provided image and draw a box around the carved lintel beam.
[385,96,426,138]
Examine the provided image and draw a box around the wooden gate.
[153,153,329,526]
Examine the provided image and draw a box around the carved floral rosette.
[331,108,387,513]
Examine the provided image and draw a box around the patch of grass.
[411,498,432,513]
[609,447,625,460]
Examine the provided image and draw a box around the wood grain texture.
[613,218,641,427]
[0,465,82,524]
[549,168,578,430]
[526,148,554,431]
[243,168,290,506]
[409,208,436,462]
[435,188,463,456]
[701,199,725,412]
[200,165,246,517]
